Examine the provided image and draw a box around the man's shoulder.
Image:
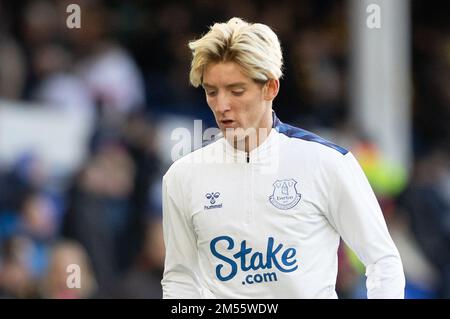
[275,121,348,157]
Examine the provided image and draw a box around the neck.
[230,110,273,153]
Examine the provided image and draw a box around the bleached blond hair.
[188,17,283,87]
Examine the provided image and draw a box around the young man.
[161,17,405,298]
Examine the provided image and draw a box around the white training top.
[161,113,405,299]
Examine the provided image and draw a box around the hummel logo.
[205,192,222,210]
[206,192,220,204]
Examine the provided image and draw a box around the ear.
[263,79,280,101]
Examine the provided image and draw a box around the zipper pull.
[246,152,250,163]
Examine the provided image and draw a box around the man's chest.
[187,164,330,244]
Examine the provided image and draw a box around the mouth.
[220,119,235,128]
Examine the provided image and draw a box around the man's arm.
[161,174,204,298]
[326,152,405,298]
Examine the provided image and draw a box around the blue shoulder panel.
[273,113,348,155]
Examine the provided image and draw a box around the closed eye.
[231,90,244,96]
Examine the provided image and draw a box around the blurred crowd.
[0,0,448,298]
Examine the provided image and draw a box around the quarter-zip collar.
[221,112,281,164]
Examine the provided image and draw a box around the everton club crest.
[269,179,301,210]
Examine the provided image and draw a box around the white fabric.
[161,123,405,299]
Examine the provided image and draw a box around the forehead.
[202,61,252,87]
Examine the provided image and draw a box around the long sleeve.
[325,152,405,298]
[161,174,204,298]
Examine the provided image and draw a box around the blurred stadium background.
[0,0,448,299]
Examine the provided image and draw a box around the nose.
[215,93,231,113]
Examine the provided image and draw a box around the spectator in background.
[398,149,450,298]
[0,236,39,298]
[0,35,26,100]
[62,140,136,294]
[0,1,25,99]
[290,26,347,129]
[39,240,97,299]
[109,218,164,298]
[19,0,60,100]
[120,112,163,266]
[0,189,60,298]
[413,23,450,155]
[64,0,146,128]
[0,153,39,214]
[19,191,59,276]
[31,43,96,124]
